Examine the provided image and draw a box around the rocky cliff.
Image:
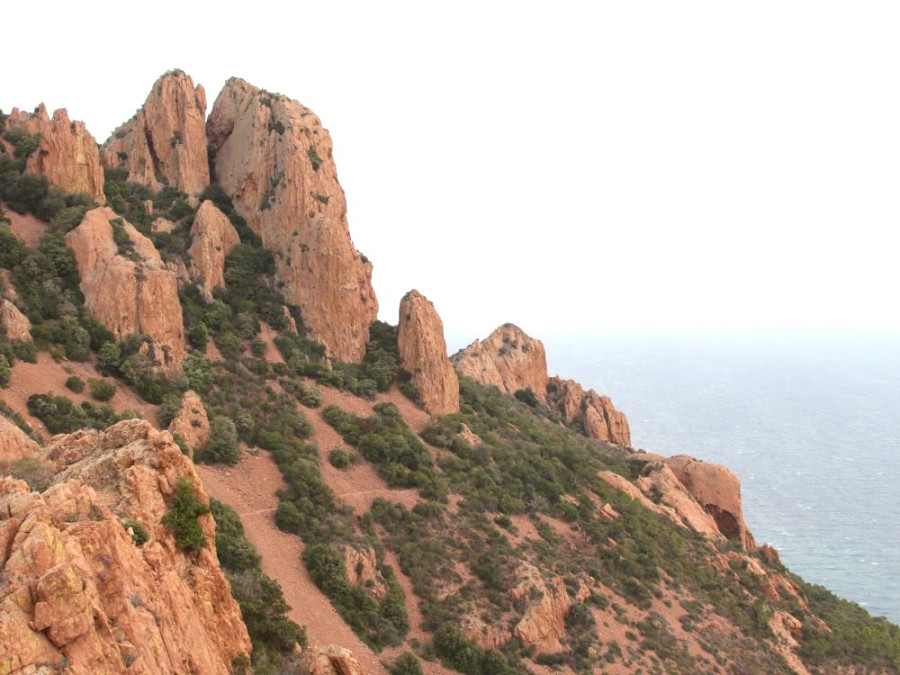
[65,207,186,368]
[0,419,251,674]
[206,78,377,362]
[101,70,209,195]
[546,375,632,446]
[5,105,105,201]
[0,298,32,342]
[451,323,549,400]
[187,200,240,301]
[397,290,459,415]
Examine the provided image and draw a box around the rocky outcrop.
[207,78,377,361]
[635,462,724,542]
[167,390,210,457]
[299,645,364,675]
[187,200,240,301]
[65,207,185,367]
[451,324,548,399]
[546,376,631,446]
[511,563,589,654]
[101,70,209,195]
[5,105,105,200]
[0,415,39,464]
[397,290,459,415]
[665,455,755,550]
[769,611,811,675]
[0,298,32,341]
[0,420,251,674]
[342,546,387,601]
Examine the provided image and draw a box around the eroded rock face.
[1,298,32,341]
[511,563,589,654]
[5,105,105,201]
[0,420,251,674]
[167,390,210,458]
[187,200,240,301]
[299,645,364,675]
[0,415,39,464]
[101,70,209,195]
[451,323,548,399]
[546,376,631,446]
[65,207,186,368]
[635,462,724,542]
[207,78,377,361]
[665,455,755,550]
[397,290,459,415]
[342,546,387,601]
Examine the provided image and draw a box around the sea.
[538,331,900,625]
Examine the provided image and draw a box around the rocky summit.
[1,70,897,675]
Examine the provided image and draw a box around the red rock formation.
[511,563,589,654]
[299,645,364,675]
[546,376,632,446]
[101,70,209,195]
[397,290,459,415]
[342,546,388,601]
[0,298,32,342]
[0,415,39,465]
[5,105,105,200]
[666,455,756,550]
[65,207,186,368]
[168,390,210,458]
[451,323,549,400]
[187,200,240,301]
[207,78,377,361]
[0,420,251,673]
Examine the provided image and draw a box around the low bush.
[88,378,116,401]
[161,477,210,553]
[65,375,85,393]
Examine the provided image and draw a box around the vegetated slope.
[2,73,899,675]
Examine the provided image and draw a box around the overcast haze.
[4,1,899,346]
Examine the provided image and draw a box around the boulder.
[0,298,32,342]
[397,290,459,415]
[101,70,209,195]
[187,200,240,301]
[5,105,105,200]
[0,415,39,465]
[207,78,377,361]
[65,207,186,368]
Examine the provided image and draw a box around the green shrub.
[11,339,37,363]
[161,477,210,553]
[299,387,322,408]
[0,354,10,387]
[328,448,353,469]
[122,519,150,545]
[389,652,424,675]
[199,416,240,465]
[88,378,116,401]
[65,375,85,393]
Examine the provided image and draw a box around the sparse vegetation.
[161,477,210,553]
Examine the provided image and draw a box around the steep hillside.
[2,72,899,675]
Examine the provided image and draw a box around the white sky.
[4,1,899,346]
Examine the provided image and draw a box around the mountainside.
[1,71,898,675]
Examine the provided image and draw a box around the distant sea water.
[537,332,900,626]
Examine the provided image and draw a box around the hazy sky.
[4,2,899,346]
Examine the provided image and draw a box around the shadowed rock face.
[0,420,251,674]
[397,290,459,415]
[451,323,549,400]
[207,78,377,362]
[5,105,105,200]
[101,70,210,195]
[65,207,186,368]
